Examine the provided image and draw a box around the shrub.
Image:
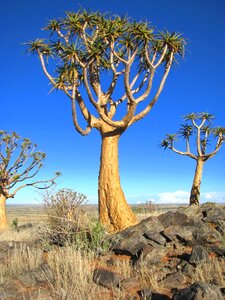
[42,188,110,254]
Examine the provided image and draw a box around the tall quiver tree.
[161,113,225,206]
[0,131,60,229]
[27,10,185,232]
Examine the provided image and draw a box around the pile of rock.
[93,203,225,299]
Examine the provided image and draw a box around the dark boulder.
[189,245,209,265]
[93,268,123,289]
[173,282,224,300]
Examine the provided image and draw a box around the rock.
[159,212,189,228]
[161,271,186,289]
[191,222,223,245]
[202,207,225,222]
[206,244,225,257]
[138,288,152,299]
[113,234,147,256]
[140,216,164,233]
[178,205,202,219]
[215,219,225,236]
[110,216,165,257]
[189,245,209,265]
[15,263,55,286]
[0,263,54,300]
[93,268,123,289]
[180,261,195,277]
[120,277,141,291]
[172,282,224,300]
[144,231,166,246]
[162,225,193,244]
[136,245,168,267]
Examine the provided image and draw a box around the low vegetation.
[0,193,224,299]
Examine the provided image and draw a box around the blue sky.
[1,0,225,205]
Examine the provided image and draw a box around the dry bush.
[42,188,89,247]
[41,188,110,254]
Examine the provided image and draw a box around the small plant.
[143,200,158,214]
[42,188,109,254]
[42,188,88,247]
[11,218,19,231]
[88,221,111,254]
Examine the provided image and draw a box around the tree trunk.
[190,159,204,206]
[0,194,7,230]
[98,133,138,233]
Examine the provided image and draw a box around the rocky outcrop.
[93,203,225,299]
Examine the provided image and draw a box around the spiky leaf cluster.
[26,9,185,93]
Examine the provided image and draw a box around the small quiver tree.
[27,9,185,232]
[0,130,60,229]
[160,113,225,206]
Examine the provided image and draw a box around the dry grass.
[0,242,43,284]
[0,227,38,242]
[193,258,225,286]
[47,247,101,300]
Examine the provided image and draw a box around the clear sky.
[1,0,225,205]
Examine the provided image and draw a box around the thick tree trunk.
[190,159,204,206]
[98,133,138,233]
[0,194,7,230]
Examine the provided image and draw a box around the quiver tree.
[27,9,185,232]
[160,113,225,206]
[0,130,60,229]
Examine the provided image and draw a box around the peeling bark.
[98,132,138,233]
[0,194,7,230]
[190,159,204,206]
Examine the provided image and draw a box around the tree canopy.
[27,9,186,135]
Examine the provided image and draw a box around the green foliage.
[11,218,19,231]
[26,9,186,92]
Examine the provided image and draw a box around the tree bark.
[0,194,7,230]
[98,133,138,233]
[190,159,204,206]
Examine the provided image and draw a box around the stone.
[202,207,225,222]
[215,219,225,236]
[113,234,147,256]
[180,261,195,277]
[162,225,193,244]
[159,212,189,228]
[138,288,152,299]
[120,277,141,291]
[206,244,225,257]
[161,271,186,289]
[189,245,209,265]
[136,245,167,266]
[140,216,164,233]
[144,231,166,246]
[178,205,202,219]
[191,222,223,245]
[172,282,224,300]
[93,268,123,289]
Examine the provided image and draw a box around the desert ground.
[0,202,224,300]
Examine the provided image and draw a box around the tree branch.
[128,51,174,126]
